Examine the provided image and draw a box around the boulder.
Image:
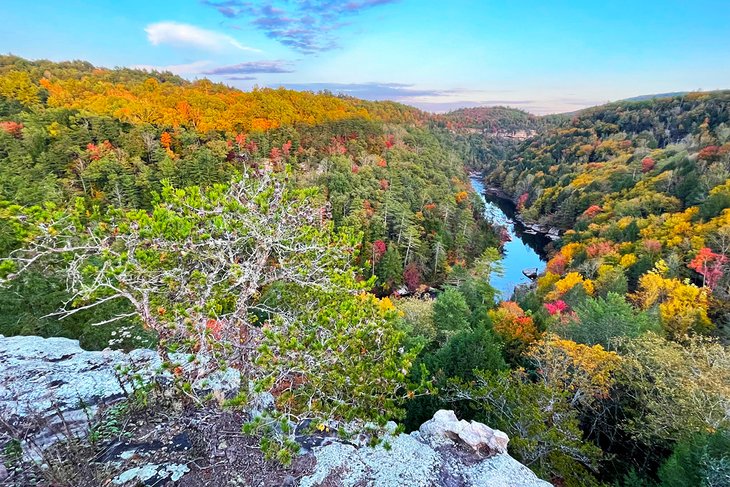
[419,409,509,455]
[300,410,551,487]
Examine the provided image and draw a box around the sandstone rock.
[300,410,550,487]
[419,408,509,455]
[112,462,189,485]
[0,335,238,454]
[0,335,160,452]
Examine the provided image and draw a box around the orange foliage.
[489,301,540,350]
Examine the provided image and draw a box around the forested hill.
[482,91,730,226]
[2,56,730,487]
[0,55,428,130]
[478,90,730,337]
[439,106,544,134]
[436,106,562,173]
[0,55,501,348]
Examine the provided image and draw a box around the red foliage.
[235,132,247,147]
[351,164,360,174]
[269,147,282,163]
[379,179,389,190]
[424,203,437,211]
[282,140,292,156]
[582,205,602,218]
[403,263,422,292]
[205,319,223,340]
[86,140,113,160]
[643,239,662,254]
[245,140,258,154]
[698,145,720,161]
[327,136,347,155]
[0,121,23,137]
[377,157,387,168]
[517,192,529,210]
[372,240,387,262]
[641,157,655,173]
[688,247,728,290]
[586,241,617,258]
[547,254,567,275]
[544,300,569,315]
[384,134,395,149]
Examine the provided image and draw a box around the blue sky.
[2,0,729,113]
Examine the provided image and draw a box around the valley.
[0,55,728,487]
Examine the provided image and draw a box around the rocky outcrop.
[0,335,239,454]
[512,214,562,241]
[1,336,550,486]
[0,335,160,452]
[300,410,550,487]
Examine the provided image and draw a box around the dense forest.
[1,57,728,487]
[0,55,497,349]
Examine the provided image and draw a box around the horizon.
[2,0,729,114]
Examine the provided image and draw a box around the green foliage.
[561,292,661,349]
[658,430,730,487]
[376,243,404,292]
[254,290,420,459]
[430,325,506,382]
[448,370,603,487]
[432,287,471,339]
[394,297,437,350]
[615,333,730,446]
[88,402,131,445]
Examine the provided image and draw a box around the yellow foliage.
[583,279,595,295]
[547,272,587,300]
[537,271,560,295]
[378,296,396,313]
[0,71,39,105]
[619,253,637,268]
[635,265,713,337]
[560,242,582,261]
[528,335,621,406]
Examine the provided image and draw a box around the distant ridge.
[622,91,689,102]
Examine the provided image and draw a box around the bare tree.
[1,171,355,380]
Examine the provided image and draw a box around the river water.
[470,177,550,299]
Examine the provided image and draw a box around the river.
[470,177,550,299]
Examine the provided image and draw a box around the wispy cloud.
[280,82,446,98]
[203,60,294,74]
[226,75,257,81]
[145,21,260,52]
[201,0,398,53]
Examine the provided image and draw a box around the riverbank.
[469,173,562,242]
[470,177,549,299]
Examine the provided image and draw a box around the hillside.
[0,56,729,487]
[0,56,501,350]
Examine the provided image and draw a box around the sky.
[1,0,729,114]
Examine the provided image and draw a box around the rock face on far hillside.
[300,410,551,487]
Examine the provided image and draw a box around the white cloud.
[129,60,213,75]
[145,21,260,52]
